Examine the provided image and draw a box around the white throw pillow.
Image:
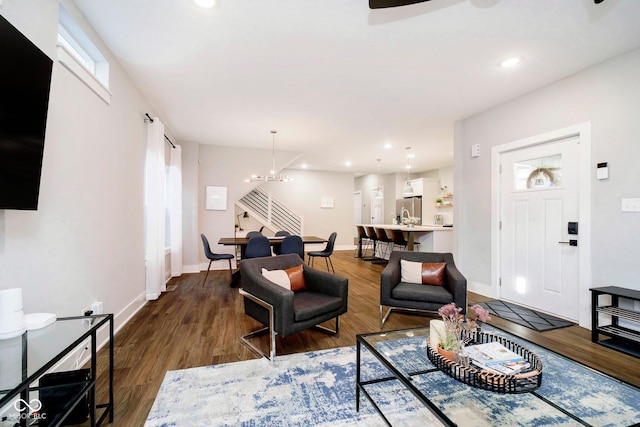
[261,265,306,291]
[400,259,422,284]
[262,268,291,290]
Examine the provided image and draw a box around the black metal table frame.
[355,327,606,427]
[0,314,114,427]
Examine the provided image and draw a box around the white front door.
[499,136,580,321]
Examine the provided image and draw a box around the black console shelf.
[591,286,640,358]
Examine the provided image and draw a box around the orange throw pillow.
[285,265,306,292]
[420,262,446,286]
[262,265,306,292]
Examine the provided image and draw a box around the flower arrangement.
[436,303,491,352]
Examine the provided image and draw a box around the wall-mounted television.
[0,14,53,210]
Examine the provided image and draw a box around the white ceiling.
[72,0,640,175]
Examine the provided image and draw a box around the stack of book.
[464,341,530,375]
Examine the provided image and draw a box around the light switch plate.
[621,198,640,212]
[471,144,480,158]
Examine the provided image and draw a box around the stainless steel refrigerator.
[396,197,422,225]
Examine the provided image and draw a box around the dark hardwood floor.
[91,250,640,426]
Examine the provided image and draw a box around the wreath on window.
[526,168,556,189]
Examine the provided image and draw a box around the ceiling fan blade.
[369,0,430,9]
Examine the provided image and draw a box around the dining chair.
[200,234,235,286]
[244,235,272,259]
[272,230,291,255]
[307,232,337,273]
[279,235,304,260]
[246,231,263,239]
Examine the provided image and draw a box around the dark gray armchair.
[239,254,348,360]
[380,251,467,328]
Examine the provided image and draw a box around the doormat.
[477,300,575,332]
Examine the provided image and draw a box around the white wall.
[0,1,156,325]
[264,169,355,250]
[456,48,640,327]
[196,144,302,270]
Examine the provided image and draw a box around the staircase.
[238,188,303,235]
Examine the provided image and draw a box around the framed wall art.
[205,186,227,211]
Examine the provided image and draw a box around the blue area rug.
[145,327,640,426]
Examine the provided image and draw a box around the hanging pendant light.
[373,158,383,199]
[403,147,414,196]
[246,130,292,183]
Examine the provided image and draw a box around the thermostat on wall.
[597,162,609,180]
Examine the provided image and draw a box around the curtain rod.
[145,113,176,149]
[164,135,176,149]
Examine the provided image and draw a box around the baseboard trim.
[47,291,148,375]
[182,264,201,274]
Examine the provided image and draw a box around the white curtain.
[145,117,166,300]
[169,145,183,277]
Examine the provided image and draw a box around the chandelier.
[246,130,292,183]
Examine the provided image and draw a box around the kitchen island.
[356,224,453,257]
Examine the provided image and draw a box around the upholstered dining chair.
[307,232,337,273]
[272,230,291,255]
[279,235,304,260]
[239,254,348,360]
[246,231,263,239]
[243,235,272,259]
[200,234,235,287]
[380,251,467,328]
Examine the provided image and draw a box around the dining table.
[218,235,327,260]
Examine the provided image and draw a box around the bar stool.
[364,226,379,261]
[354,225,373,258]
[389,229,420,252]
[375,227,393,261]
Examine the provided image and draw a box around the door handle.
[558,240,578,246]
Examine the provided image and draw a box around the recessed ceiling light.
[500,56,523,68]
[301,163,308,169]
[384,143,393,149]
[194,0,216,8]
[345,161,352,167]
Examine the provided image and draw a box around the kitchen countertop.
[358,224,453,231]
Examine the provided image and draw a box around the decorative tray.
[426,331,543,394]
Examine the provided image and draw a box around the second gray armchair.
[380,251,467,328]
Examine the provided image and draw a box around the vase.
[437,343,458,362]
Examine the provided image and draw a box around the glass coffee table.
[356,326,640,426]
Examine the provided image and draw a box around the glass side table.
[0,314,113,427]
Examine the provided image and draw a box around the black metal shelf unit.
[591,286,640,358]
